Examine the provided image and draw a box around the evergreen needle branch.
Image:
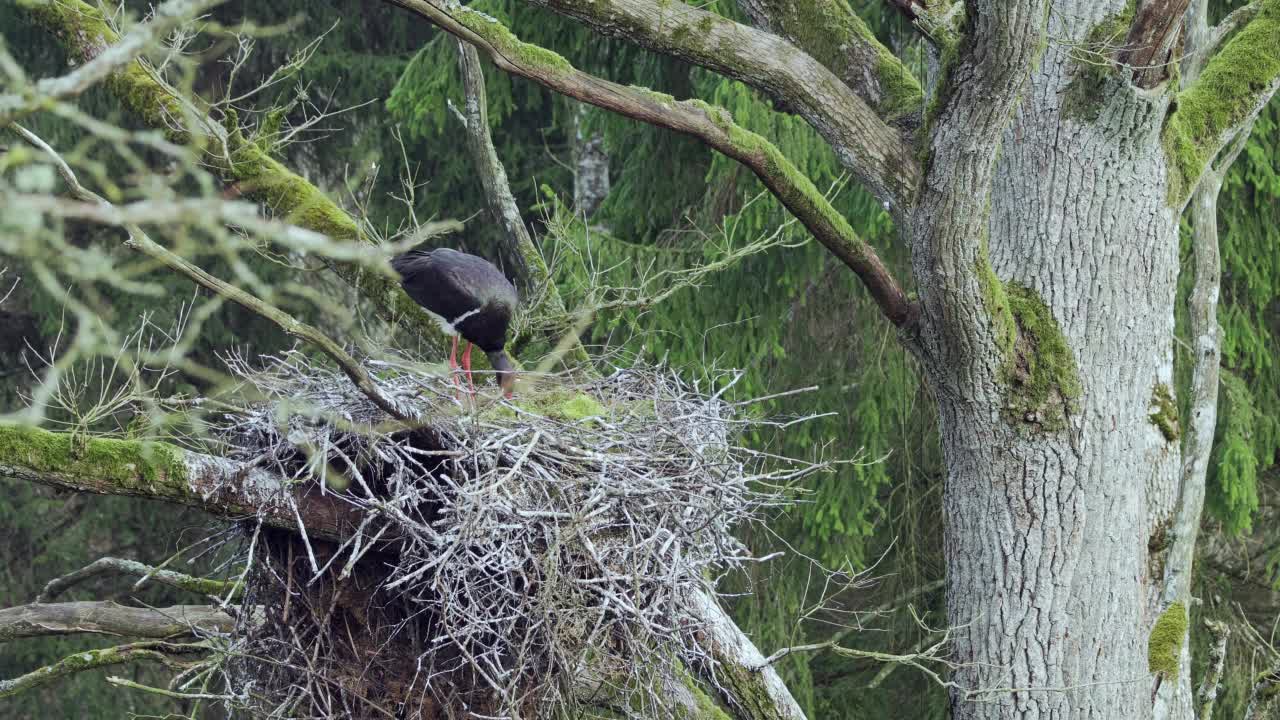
[388,0,918,330]
[11,124,414,423]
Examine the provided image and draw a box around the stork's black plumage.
[391,248,518,396]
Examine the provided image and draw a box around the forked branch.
[736,0,924,127]
[388,0,917,328]
[1163,0,1280,206]
[505,0,921,210]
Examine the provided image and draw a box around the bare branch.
[37,558,241,603]
[17,0,453,351]
[452,40,589,364]
[12,124,415,422]
[495,0,921,210]
[387,1,917,329]
[0,602,234,642]
[1196,618,1230,719]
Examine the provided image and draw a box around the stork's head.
[487,350,516,398]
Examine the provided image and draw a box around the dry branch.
[36,557,240,603]
[0,602,234,642]
[12,123,415,423]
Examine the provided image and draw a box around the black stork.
[391,248,518,397]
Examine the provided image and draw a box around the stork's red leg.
[448,335,461,396]
[462,342,475,393]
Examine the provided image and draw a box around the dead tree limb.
[0,602,234,642]
[36,558,240,603]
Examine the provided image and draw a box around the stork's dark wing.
[391,250,477,324]
[391,248,518,352]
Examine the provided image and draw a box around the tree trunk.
[923,4,1185,717]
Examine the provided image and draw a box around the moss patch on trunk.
[1148,382,1180,442]
[1000,284,1082,431]
[1060,2,1136,123]
[1148,601,1187,677]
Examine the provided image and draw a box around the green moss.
[254,105,288,155]
[875,53,926,123]
[558,394,606,421]
[454,7,571,74]
[997,283,1082,430]
[0,424,188,492]
[742,0,922,123]
[976,240,1016,355]
[1148,601,1187,677]
[223,125,362,241]
[1148,382,1180,442]
[20,0,191,143]
[1164,0,1280,205]
[698,102,873,265]
[1061,2,1135,123]
[977,252,1079,430]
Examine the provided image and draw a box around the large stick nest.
[202,351,819,719]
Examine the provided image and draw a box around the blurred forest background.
[1,0,1277,717]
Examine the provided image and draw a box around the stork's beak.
[488,350,516,398]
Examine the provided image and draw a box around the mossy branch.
[0,424,359,540]
[737,0,924,126]
[17,0,452,351]
[387,0,917,329]
[490,0,921,210]
[0,640,207,699]
[1162,0,1280,207]
[36,557,242,603]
